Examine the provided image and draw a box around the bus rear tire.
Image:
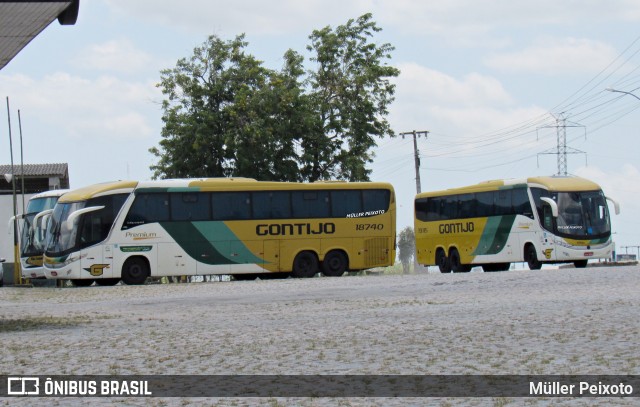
[436,249,451,273]
[322,250,348,277]
[95,278,120,286]
[121,257,150,285]
[449,248,470,273]
[292,251,318,278]
[525,244,542,270]
[71,279,94,287]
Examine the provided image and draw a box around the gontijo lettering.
[256,223,336,236]
[439,222,475,234]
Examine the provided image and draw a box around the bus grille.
[365,238,389,267]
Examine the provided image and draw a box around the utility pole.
[6,97,20,284]
[537,113,586,176]
[399,130,428,194]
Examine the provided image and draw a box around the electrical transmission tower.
[537,113,587,176]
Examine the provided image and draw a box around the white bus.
[414,176,619,272]
[43,178,396,286]
[13,189,68,279]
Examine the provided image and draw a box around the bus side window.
[512,188,534,218]
[458,193,475,218]
[253,191,292,219]
[415,198,430,221]
[123,193,169,228]
[542,204,554,231]
[212,192,251,220]
[495,190,511,215]
[292,191,330,218]
[363,189,389,213]
[171,193,209,221]
[476,191,494,217]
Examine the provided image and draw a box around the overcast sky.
[1,0,640,252]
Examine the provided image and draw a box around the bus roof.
[527,176,602,192]
[416,176,602,199]
[29,189,70,200]
[59,181,138,203]
[135,178,394,192]
[60,178,394,202]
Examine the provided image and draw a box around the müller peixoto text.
[530,381,634,396]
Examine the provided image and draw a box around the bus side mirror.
[7,213,25,231]
[540,197,558,218]
[64,206,105,232]
[34,209,54,226]
[605,196,620,215]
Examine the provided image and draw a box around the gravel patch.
[1,265,638,406]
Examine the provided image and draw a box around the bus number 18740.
[356,224,384,231]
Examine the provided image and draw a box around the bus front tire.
[292,251,318,278]
[525,244,542,270]
[121,257,150,285]
[322,250,348,277]
[574,260,588,268]
[436,249,451,273]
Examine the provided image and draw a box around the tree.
[225,49,307,181]
[150,14,399,182]
[150,35,303,181]
[302,13,400,181]
[151,35,244,179]
[397,226,415,274]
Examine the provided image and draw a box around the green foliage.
[303,13,400,181]
[150,14,399,181]
[397,226,415,273]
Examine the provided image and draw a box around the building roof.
[0,163,68,177]
[0,0,79,70]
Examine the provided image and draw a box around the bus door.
[77,208,115,279]
[262,240,280,272]
[539,204,557,262]
[80,244,113,279]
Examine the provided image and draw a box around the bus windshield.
[26,196,60,214]
[555,191,611,238]
[21,213,48,257]
[45,201,85,256]
[45,193,131,257]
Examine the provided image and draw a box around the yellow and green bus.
[18,189,69,279]
[43,178,395,285]
[414,176,619,272]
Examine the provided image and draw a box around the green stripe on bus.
[474,215,516,256]
[192,221,264,264]
[160,222,235,265]
[159,221,264,265]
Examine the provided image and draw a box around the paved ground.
[1,265,638,406]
